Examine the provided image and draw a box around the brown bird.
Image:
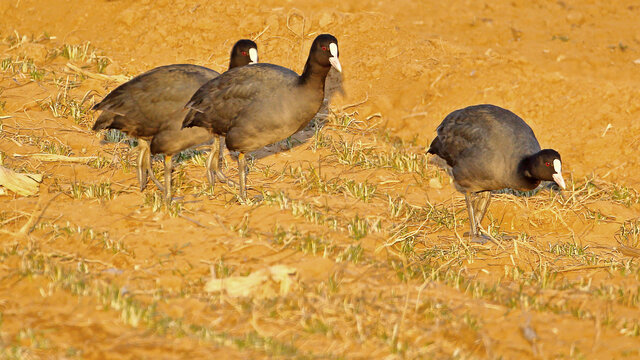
[183,34,341,200]
[92,40,258,200]
[428,104,566,243]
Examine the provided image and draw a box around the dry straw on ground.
[1,1,640,358]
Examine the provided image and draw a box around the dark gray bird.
[183,34,341,200]
[427,104,566,243]
[92,39,258,201]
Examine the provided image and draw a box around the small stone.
[119,8,136,26]
[386,46,402,59]
[566,11,585,26]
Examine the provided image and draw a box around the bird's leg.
[164,154,173,202]
[465,192,490,244]
[138,139,165,192]
[148,163,165,192]
[205,137,220,189]
[476,191,516,240]
[476,191,513,241]
[475,191,492,225]
[203,136,236,188]
[136,139,150,192]
[217,135,225,177]
[238,152,247,201]
[465,192,479,236]
[216,137,238,187]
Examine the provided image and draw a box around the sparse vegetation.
[1,6,640,358]
[70,181,113,200]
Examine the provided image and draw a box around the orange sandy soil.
[2,0,640,358]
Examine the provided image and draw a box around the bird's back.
[184,63,323,153]
[429,104,541,192]
[92,64,220,138]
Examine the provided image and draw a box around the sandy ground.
[1,0,640,358]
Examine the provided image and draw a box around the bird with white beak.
[183,34,342,200]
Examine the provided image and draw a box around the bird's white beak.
[329,42,341,72]
[552,173,566,189]
[249,48,258,64]
[552,159,566,189]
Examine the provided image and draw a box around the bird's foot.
[464,232,495,245]
[149,171,165,194]
[137,167,149,192]
[216,171,238,188]
[206,170,238,190]
[163,185,174,204]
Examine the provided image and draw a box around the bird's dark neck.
[299,60,331,88]
[228,58,243,70]
[517,155,541,191]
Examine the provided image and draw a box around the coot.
[427,104,566,243]
[183,34,341,200]
[92,39,258,200]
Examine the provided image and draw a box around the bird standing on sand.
[182,34,341,200]
[92,40,258,201]
[427,104,566,243]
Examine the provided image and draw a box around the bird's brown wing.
[92,64,219,137]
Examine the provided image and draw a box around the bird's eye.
[545,162,550,167]
[241,51,248,56]
[321,46,327,51]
